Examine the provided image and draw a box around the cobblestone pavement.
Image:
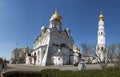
[5,63,114,72]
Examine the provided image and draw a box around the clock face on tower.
[99,21,104,26]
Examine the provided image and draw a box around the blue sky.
[0,0,120,59]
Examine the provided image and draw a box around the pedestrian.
[0,62,3,77]
[1,62,5,73]
[82,63,87,70]
[78,59,87,70]
[0,62,2,71]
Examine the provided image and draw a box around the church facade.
[10,46,32,64]
[27,10,75,66]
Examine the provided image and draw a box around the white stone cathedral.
[96,12,107,61]
[27,10,75,66]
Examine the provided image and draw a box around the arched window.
[34,52,36,56]
[38,50,40,55]
[101,32,103,35]
[97,47,99,50]
[99,32,101,35]
[38,50,40,59]
[101,47,103,51]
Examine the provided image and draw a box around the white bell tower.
[96,12,106,61]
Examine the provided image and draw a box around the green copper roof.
[13,48,33,52]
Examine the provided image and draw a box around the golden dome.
[73,45,80,51]
[50,10,62,23]
[98,12,104,21]
[19,50,24,54]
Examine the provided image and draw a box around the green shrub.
[41,69,60,77]
[3,67,120,77]
[4,71,41,77]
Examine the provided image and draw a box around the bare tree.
[82,43,111,69]
[108,44,120,66]
[87,44,110,69]
[81,43,118,69]
[81,43,90,57]
[95,44,120,68]
[107,44,116,63]
[95,48,111,69]
[81,44,96,63]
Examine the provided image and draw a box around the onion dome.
[73,45,80,51]
[41,26,46,30]
[19,50,24,54]
[50,10,62,23]
[66,28,69,31]
[98,12,104,21]
[24,45,29,52]
[25,45,29,49]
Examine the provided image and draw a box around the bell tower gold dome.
[50,10,62,23]
[98,12,104,21]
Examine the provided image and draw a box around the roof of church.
[13,48,24,51]
[13,48,33,53]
